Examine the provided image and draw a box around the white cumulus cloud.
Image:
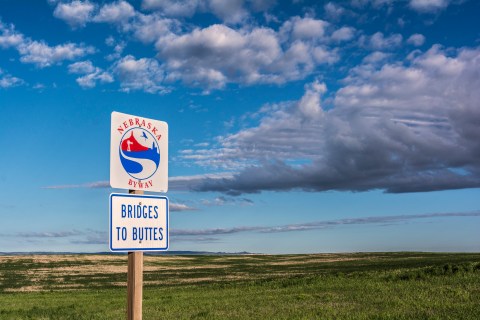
[208,0,248,24]
[409,0,451,13]
[142,0,201,17]
[361,32,403,50]
[331,26,355,42]
[0,70,25,88]
[68,60,96,74]
[407,33,426,46]
[53,0,96,28]
[155,22,339,90]
[324,2,345,20]
[68,60,113,88]
[1,20,95,68]
[0,21,24,48]
[170,202,197,211]
[93,0,136,24]
[142,0,266,23]
[298,80,326,119]
[130,13,178,44]
[114,55,167,94]
[281,16,329,40]
[18,41,95,68]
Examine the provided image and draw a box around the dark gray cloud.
[194,160,480,196]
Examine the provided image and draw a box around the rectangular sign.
[109,193,169,252]
[110,111,168,192]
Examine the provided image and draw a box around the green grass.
[0,253,479,319]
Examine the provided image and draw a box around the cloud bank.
[181,45,480,195]
[4,210,478,244]
[172,210,480,236]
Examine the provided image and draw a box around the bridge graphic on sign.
[119,128,160,181]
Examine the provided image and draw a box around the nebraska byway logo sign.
[110,111,168,192]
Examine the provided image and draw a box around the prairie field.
[0,252,479,319]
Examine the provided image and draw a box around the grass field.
[0,252,479,319]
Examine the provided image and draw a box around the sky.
[0,0,479,254]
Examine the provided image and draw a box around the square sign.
[110,111,168,192]
[109,193,169,252]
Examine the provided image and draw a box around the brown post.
[127,189,144,320]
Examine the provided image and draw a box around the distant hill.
[0,251,253,256]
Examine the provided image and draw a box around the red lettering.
[141,120,146,127]
[147,122,151,129]
[135,118,140,126]
[118,126,124,134]
[129,119,134,126]
[152,127,158,135]
[129,179,137,188]
[123,121,128,129]
[156,135,161,141]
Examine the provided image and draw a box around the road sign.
[109,193,169,252]
[110,111,168,192]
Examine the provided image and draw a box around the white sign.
[109,193,169,252]
[110,111,168,192]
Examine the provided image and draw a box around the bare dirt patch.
[5,286,43,292]
[268,257,362,266]
[144,256,195,262]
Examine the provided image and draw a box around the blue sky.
[1,0,479,253]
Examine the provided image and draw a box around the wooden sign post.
[127,251,143,320]
[127,190,143,320]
